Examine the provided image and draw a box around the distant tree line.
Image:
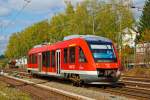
[0,55,5,59]
[5,0,134,59]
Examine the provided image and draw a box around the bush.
[0,58,8,69]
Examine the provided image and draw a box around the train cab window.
[79,47,87,62]
[69,47,75,63]
[51,50,55,67]
[64,48,68,63]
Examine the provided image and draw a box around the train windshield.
[88,43,117,62]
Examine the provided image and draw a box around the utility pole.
[92,11,95,35]
[90,1,96,35]
[89,0,99,35]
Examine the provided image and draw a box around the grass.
[0,81,31,100]
[124,67,150,78]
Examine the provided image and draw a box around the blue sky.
[0,0,146,55]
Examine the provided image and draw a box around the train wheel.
[76,75,82,87]
[73,81,77,86]
[71,74,77,86]
[72,74,82,87]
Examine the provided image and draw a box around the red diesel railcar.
[27,35,121,86]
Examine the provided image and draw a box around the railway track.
[81,81,149,100]
[120,76,150,89]
[82,76,150,100]
[2,69,150,100]
[103,86,150,100]
[112,76,150,100]
[0,75,93,100]
[121,76,150,82]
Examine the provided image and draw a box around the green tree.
[5,33,20,58]
[5,20,50,58]
[74,3,92,34]
[88,0,134,42]
[65,1,76,34]
[48,2,75,43]
[139,0,150,41]
[49,14,67,43]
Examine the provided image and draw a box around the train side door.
[38,53,42,72]
[56,50,61,74]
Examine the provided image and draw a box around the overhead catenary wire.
[3,0,31,30]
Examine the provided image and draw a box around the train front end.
[84,36,121,84]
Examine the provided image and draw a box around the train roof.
[63,35,112,43]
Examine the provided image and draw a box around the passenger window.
[64,48,68,63]
[79,47,87,62]
[29,55,31,64]
[42,52,46,66]
[69,47,75,63]
[32,54,36,64]
[46,51,50,67]
[51,50,55,67]
[34,54,37,64]
[31,54,33,64]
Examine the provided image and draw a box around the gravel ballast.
[27,77,134,100]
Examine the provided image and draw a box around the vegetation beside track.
[0,57,8,69]
[0,80,31,100]
[124,67,150,78]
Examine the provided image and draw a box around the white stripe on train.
[27,68,98,75]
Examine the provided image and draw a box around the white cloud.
[0,19,17,29]
[0,36,5,41]
[0,19,10,26]
[66,0,85,4]
[1,0,87,14]
[0,35,9,41]
[0,48,6,55]
[7,0,65,14]
[0,35,9,54]
[0,18,33,30]
[0,42,7,55]
[0,6,11,16]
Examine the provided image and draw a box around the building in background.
[136,42,150,66]
[15,57,27,68]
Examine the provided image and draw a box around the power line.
[3,0,31,31]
